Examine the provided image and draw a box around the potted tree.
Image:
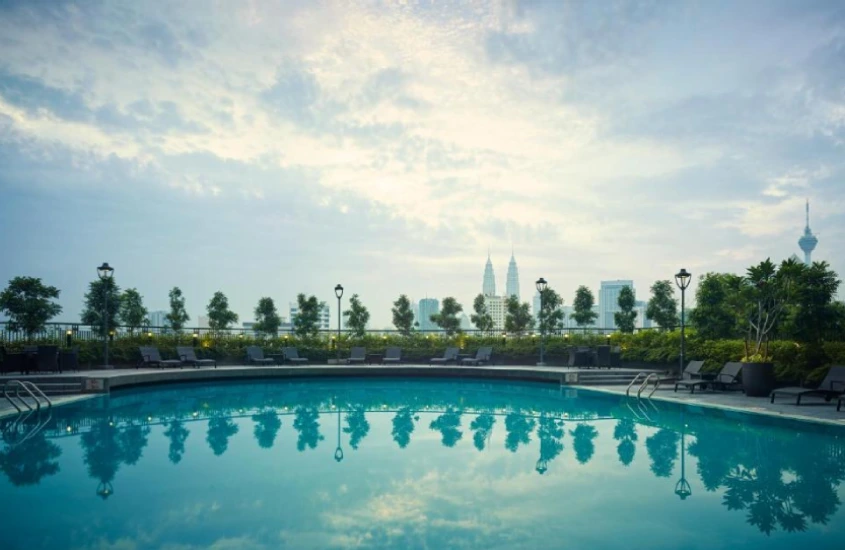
[736,259,795,397]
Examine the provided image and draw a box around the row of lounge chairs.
[138,346,217,369]
[672,360,845,410]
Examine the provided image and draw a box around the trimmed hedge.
[3,330,843,383]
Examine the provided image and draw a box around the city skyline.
[1,1,842,328]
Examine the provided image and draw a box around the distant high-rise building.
[483,253,496,296]
[148,310,168,329]
[562,305,600,330]
[798,199,818,265]
[634,300,652,329]
[484,295,506,331]
[505,252,520,300]
[418,298,439,331]
[599,280,634,329]
[290,303,331,331]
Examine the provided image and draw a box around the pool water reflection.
[1,378,844,549]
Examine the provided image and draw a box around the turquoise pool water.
[1,378,844,549]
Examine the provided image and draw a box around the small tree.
[165,287,190,332]
[206,291,238,331]
[740,258,796,361]
[293,294,323,338]
[430,297,462,336]
[504,295,534,335]
[254,297,281,336]
[344,294,370,338]
[81,278,122,337]
[538,287,564,335]
[572,286,598,327]
[689,273,744,340]
[0,276,63,340]
[119,288,148,333]
[391,295,415,336]
[614,286,637,334]
[470,294,494,334]
[646,280,678,330]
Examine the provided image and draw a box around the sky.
[1,0,843,328]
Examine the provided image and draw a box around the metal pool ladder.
[2,380,53,413]
[626,372,661,399]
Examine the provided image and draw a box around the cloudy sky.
[1,0,843,327]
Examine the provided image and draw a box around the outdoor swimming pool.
[1,377,844,549]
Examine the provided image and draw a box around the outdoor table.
[457,354,473,364]
[366,354,383,365]
[268,353,286,365]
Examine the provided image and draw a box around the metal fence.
[0,321,670,344]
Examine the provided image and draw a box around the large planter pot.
[742,362,775,397]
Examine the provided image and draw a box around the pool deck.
[2,364,844,426]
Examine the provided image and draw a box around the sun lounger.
[462,346,493,366]
[138,346,183,369]
[430,347,459,365]
[246,346,275,365]
[347,347,366,364]
[770,365,845,405]
[283,347,309,364]
[177,346,217,368]
[383,346,402,364]
[674,362,743,394]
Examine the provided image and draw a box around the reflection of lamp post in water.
[96,481,114,500]
[674,425,691,500]
[334,404,344,463]
[535,457,548,475]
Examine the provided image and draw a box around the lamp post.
[674,268,692,379]
[97,262,114,368]
[674,422,691,500]
[536,278,548,366]
[334,284,344,364]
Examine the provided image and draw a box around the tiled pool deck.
[2,364,844,425]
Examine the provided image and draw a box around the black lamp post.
[674,268,692,379]
[334,284,344,363]
[536,278,548,366]
[334,404,344,463]
[674,427,691,500]
[97,262,114,368]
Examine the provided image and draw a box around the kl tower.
[798,200,818,265]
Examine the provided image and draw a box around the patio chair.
[246,346,275,365]
[177,346,217,369]
[347,347,366,364]
[610,346,622,368]
[568,346,594,368]
[430,347,459,365]
[595,345,612,368]
[383,346,402,364]
[462,346,493,366]
[770,365,845,405]
[36,346,60,373]
[283,347,309,364]
[674,362,743,394]
[138,346,183,369]
[59,346,79,372]
[1,351,27,374]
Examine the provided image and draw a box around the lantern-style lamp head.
[334,284,344,299]
[535,277,548,293]
[97,262,114,280]
[675,269,691,291]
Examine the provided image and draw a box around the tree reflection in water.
[252,410,282,449]
[430,408,462,447]
[344,406,370,450]
[293,407,324,451]
[504,412,536,452]
[391,407,415,448]
[81,420,124,492]
[0,431,61,486]
[613,419,637,467]
[536,415,564,469]
[119,423,150,466]
[206,417,239,456]
[164,419,190,464]
[470,413,495,451]
[646,429,679,478]
[571,424,598,465]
